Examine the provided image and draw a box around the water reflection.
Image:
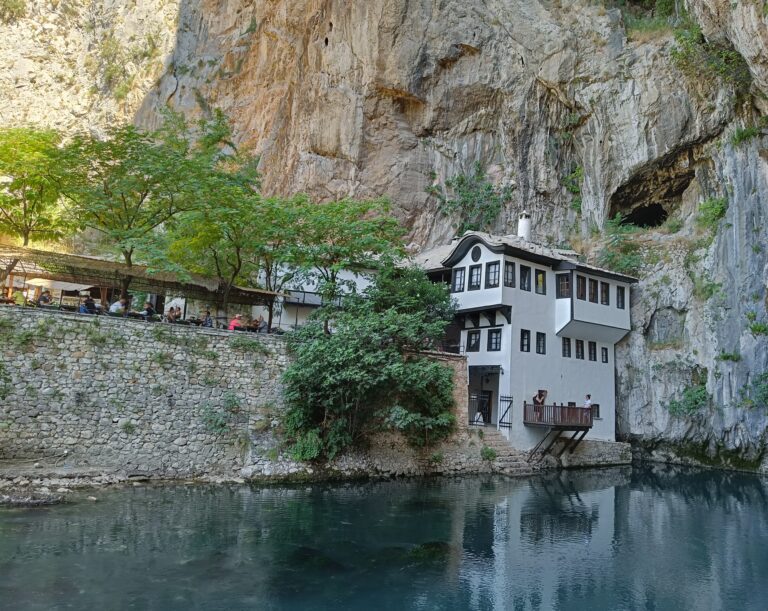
[1,466,766,610]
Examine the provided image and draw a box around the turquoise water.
[1,466,767,610]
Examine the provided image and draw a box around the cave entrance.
[622,203,667,228]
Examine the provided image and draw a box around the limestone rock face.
[2,0,768,466]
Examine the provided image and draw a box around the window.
[535,270,546,295]
[588,279,598,303]
[588,341,597,361]
[577,275,586,300]
[487,329,502,351]
[617,286,626,309]
[452,268,465,293]
[504,261,515,287]
[592,404,601,419]
[575,339,584,359]
[600,282,610,305]
[536,332,546,354]
[520,329,530,352]
[485,261,500,288]
[520,266,531,291]
[601,346,609,363]
[556,274,571,299]
[468,265,482,290]
[562,337,571,358]
[466,330,481,352]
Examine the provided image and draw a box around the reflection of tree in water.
[520,475,600,545]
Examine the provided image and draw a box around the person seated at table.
[202,310,214,328]
[228,313,243,330]
[36,290,52,306]
[174,306,183,321]
[255,315,267,333]
[109,297,127,315]
[137,301,156,318]
[12,290,26,306]
[79,296,97,314]
[165,307,177,323]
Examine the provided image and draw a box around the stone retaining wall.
[0,308,286,477]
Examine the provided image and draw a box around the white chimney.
[517,211,531,241]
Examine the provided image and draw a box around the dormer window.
[485,261,500,288]
[451,267,465,293]
[520,266,531,291]
[468,265,482,290]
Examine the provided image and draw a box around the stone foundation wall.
[0,308,286,477]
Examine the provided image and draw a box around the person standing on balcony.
[584,394,592,409]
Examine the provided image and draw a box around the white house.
[414,214,636,451]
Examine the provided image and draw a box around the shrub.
[715,351,741,362]
[739,373,768,409]
[696,197,727,231]
[480,446,497,461]
[749,322,768,336]
[230,335,268,354]
[731,126,761,146]
[667,384,710,416]
[201,404,229,434]
[598,214,644,276]
[0,362,10,400]
[0,0,25,23]
[429,162,514,234]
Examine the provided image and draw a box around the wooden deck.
[523,403,593,429]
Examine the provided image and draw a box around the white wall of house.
[451,240,625,450]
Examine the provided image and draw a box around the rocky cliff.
[2,0,767,469]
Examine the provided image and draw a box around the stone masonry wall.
[0,308,287,477]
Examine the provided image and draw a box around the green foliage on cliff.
[667,384,710,417]
[739,373,768,409]
[429,162,513,235]
[0,0,25,23]
[282,264,456,461]
[671,20,752,94]
[696,197,728,231]
[597,214,644,276]
[731,126,761,146]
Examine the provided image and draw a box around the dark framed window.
[592,404,601,419]
[556,274,571,299]
[451,267,465,293]
[485,261,500,288]
[466,330,481,352]
[471,246,482,262]
[487,329,502,351]
[504,261,515,287]
[575,339,584,359]
[600,282,610,305]
[577,275,586,300]
[601,346,609,363]
[536,332,546,354]
[588,279,598,303]
[468,265,482,291]
[562,337,571,358]
[617,286,626,309]
[520,266,531,291]
[535,270,546,295]
[520,329,530,352]
[588,341,597,361]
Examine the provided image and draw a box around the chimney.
[517,211,531,241]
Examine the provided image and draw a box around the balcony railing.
[523,403,593,428]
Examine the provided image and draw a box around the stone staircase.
[474,426,542,476]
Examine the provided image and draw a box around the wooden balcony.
[523,403,593,429]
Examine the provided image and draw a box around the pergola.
[0,245,281,306]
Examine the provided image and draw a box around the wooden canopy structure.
[0,245,282,306]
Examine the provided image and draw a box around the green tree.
[63,114,228,297]
[282,264,456,460]
[288,197,404,332]
[0,127,71,282]
[428,162,514,235]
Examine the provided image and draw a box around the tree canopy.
[0,127,71,281]
[282,264,457,460]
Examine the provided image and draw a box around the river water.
[1,466,766,610]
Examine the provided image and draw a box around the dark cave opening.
[324,37,329,46]
[622,203,668,228]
